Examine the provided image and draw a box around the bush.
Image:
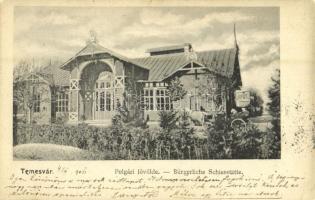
[15,121,210,160]
[206,115,263,159]
[15,113,268,160]
[159,110,178,133]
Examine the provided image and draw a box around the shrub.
[15,122,210,160]
[206,115,263,159]
[159,110,178,133]
[15,113,266,160]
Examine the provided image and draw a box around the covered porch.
[67,59,125,123]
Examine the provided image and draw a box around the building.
[14,40,242,125]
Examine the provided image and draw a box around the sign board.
[235,90,250,107]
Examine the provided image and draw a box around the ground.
[13,143,109,160]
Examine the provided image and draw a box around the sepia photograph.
[12,6,281,160]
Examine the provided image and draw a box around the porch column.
[114,60,125,109]
[114,76,125,108]
[69,79,80,122]
[221,86,227,113]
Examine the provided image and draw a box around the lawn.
[13,143,111,160]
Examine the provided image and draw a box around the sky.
[14,6,280,107]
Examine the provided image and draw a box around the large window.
[56,92,69,112]
[156,89,171,110]
[33,94,40,113]
[142,85,172,111]
[94,71,113,113]
[105,92,111,111]
[96,91,111,111]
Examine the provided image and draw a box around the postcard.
[0,0,314,199]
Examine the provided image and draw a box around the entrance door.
[93,72,114,120]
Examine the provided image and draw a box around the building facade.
[14,41,242,125]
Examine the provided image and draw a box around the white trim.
[78,59,115,79]
[163,61,205,81]
[21,73,51,85]
[142,87,171,111]
[177,66,208,71]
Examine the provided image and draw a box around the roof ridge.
[196,47,236,54]
[131,47,237,60]
[131,52,186,60]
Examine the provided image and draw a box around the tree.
[116,97,130,123]
[266,69,280,158]
[246,88,264,117]
[13,60,50,124]
[159,110,178,133]
[167,77,187,102]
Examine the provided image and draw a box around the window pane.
[100,92,105,111]
[106,82,111,88]
[150,97,153,110]
[66,100,68,111]
[157,98,160,110]
[106,92,111,111]
[145,98,149,110]
[165,97,169,110]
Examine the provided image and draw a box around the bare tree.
[13,60,50,124]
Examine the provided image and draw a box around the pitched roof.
[131,53,190,81]
[197,48,238,78]
[59,42,239,82]
[131,48,238,81]
[40,63,70,86]
[61,42,150,70]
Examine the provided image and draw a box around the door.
[93,72,114,120]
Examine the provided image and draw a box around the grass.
[13,143,113,160]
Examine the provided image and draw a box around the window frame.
[143,88,154,111]
[56,91,69,112]
[33,94,41,113]
[156,88,171,111]
[142,84,172,111]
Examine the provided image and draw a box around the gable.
[60,42,150,71]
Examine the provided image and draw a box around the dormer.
[146,43,192,56]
